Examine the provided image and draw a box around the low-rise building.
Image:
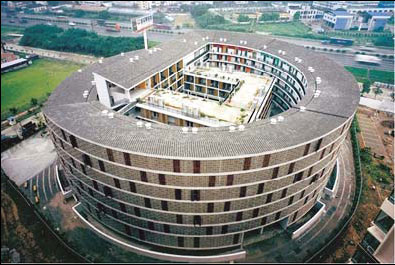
[351,190,394,263]
[323,10,354,30]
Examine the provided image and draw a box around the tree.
[294,12,301,21]
[98,10,110,20]
[237,14,250,22]
[9,107,18,116]
[362,80,371,94]
[259,12,280,22]
[31,98,38,107]
[74,10,86,18]
[373,87,383,99]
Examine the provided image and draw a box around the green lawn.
[255,22,323,39]
[1,58,83,120]
[1,25,25,40]
[345,66,394,84]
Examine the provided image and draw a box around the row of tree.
[189,4,228,28]
[20,25,145,57]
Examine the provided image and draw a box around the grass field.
[1,58,82,120]
[1,25,25,40]
[345,66,394,84]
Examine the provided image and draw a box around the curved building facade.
[43,30,359,260]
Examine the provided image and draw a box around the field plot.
[1,58,82,119]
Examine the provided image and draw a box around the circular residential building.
[43,30,359,262]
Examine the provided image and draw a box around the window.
[207,203,214,213]
[253,208,259,218]
[119,202,126,213]
[80,163,86,175]
[206,227,213,235]
[263,154,270,167]
[292,211,298,222]
[125,225,131,236]
[304,196,309,205]
[275,212,281,220]
[224,201,231,212]
[144,198,151,208]
[288,195,294,205]
[129,182,136,193]
[193,160,200,173]
[320,148,326,160]
[310,174,318,184]
[140,171,147,182]
[92,180,98,190]
[193,216,202,226]
[69,135,78,148]
[281,188,287,198]
[307,167,313,177]
[111,209,118,219]
[240,186,247,198]
[148,221,155,230]
[98,160,105,172]
[272,167,279,179]
[60,129,67,141]
[175,189,182,200]
[134,207,141,217]
[163,224,170,233]
[178,237,184,247]
[82,154,92,167]
[221,225,228,234]
[315,138,323,151]
[233,234,240,244]
[159,174,166,185]
[374,210,394,234]
[123,152,131,166]
[186,120,193,127]
[176,214,183,224]
[288,162,295,174]
[103,186,113,197]
[161,201,168,211]
[191,190,200,201]
[173,160,180,172]
[114,178,120,189]
[266,193,273,203]
[194,237,200,248]
[294,172,303,183]
[227,175,234,186]
[236,212,243,221]
[138,229,145,240]
[88,188,94,196]
[261,216,267,225]
[300,190,305,199]
[106,148,114,162]
[243,157,251,170]
[257,183,265,194]
[209,176,216,187]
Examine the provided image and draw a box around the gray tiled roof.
[44,30,360,159]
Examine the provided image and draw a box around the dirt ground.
[323,107,394,263]
[1,192,59,263]
[172,13,195,28]
[48,192,85,232]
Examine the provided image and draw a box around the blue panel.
[372,19,387,31]
[334,18,349,30]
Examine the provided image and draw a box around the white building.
[286,4,324,22]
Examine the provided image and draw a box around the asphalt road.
[2,15,394,71]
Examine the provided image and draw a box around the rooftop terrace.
[136,67,274,126]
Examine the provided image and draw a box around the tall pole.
[143,29,148,50]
